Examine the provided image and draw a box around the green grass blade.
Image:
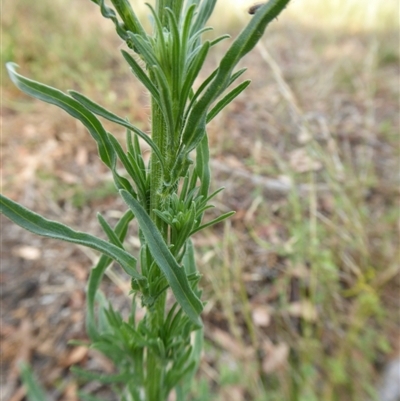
[19,363,48,401]
[0,195,141,280]
[6,63,116,169]
[120,190,203,328]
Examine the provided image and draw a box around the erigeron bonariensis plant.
[2,0,290,399]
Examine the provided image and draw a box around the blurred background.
[1,0,399,400]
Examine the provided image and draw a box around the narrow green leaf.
[97,213,124,248]
[119,190,203,328]
[191,211,235,235]
[180,4,196,61]
[220,0,290,71]
[185,67,217,114]
[179,41,210,120]
[7,62,131,196]
[191,0,217,39]
[170,0,184,20]
[108,133,147,199]
[87,263,109,339]
[182,239,196,275]
[77,392,109,401]
[229,67,247,85]
[121,50,161,103]
[175,327,203,399]
[133,133,145,170]
[204,187,225,204]
[195,134,210,200]
[146,3,168,63]
[127,32,160,68]
[82,210,134,339]
[173,207,196,254]
[187,27,213,51]
[69,90,165,169]
[0,195,141,280]
[126,130,147,177]
[210,34,230,48]
[110,0,147,37]
[6,63,115,169]
[71,366,130,384]
[183,114,207,154]
[90,0,129,42]
[126,152,148,201]
[207,80,251,122]
[165,8,182,97]
[179,171,191,203]
[19,363,48,401]
[151,65,175,140]
[182,0,290,148]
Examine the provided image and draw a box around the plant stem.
[146,292,167,401]
[149,97,168,236]
[145,91,170,400]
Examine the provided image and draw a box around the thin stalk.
[145,80,170,400]
[146,292,167,401]
[149,97,168,238]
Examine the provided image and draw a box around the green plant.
[2,0,291,399]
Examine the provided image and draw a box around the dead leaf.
[87,348,115,373]
[298,125,312,143]
[288,301,318,322]
[68,289,85,310]
[61,381,78,401]
[221,385,245,401]
[167,390,177,401]
[289,264,310,278]
[262,340,289,374]
[251,305,271,327]
[244,195,263,222]
[68,262,88,282]
[56,170,80,184]
[75,146,88,166]
[225,155,245,169]
[210,327,254,359]
[8,386,26,401]
[61,346,88,367]
[289,148,322,173]
[12,246,41,260]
